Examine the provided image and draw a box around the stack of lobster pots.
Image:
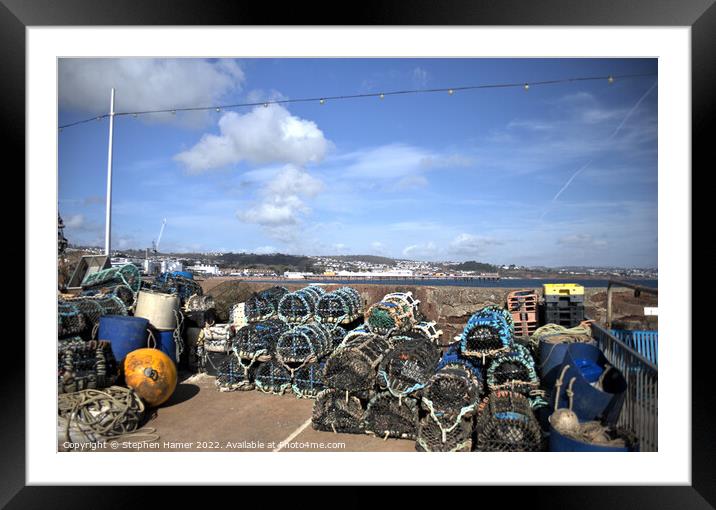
[312,291,446,442]
[413,305,547,452]
[506,289,539,338]
[210,285,366,396]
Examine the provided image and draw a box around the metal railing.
[591,322,658,451]
[610,329,658,366]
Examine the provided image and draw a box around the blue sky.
[58,58,657,267]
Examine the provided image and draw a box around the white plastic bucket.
[134,290,180,330]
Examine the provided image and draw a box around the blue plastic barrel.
[154,329,178,362]
[548,423,631,452]
[98,315,149,363]
[550,343,627,426]
[538,340,571,384]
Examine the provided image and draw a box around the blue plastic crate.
[610,329,658,366]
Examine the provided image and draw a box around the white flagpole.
[104,87,115,256]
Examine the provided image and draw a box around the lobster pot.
[245,293,276,323]
[412,321,443,344]
[475,391,543,452]
[58,296,128,338]
[204,351,230,376]
[233,319,289,360]
[81,264,142,293]
[339,325,371,346]
[415,415,473,452]
[292,361,327,399]
[437,343,485,382]
[538,334,595,385]
[58,338,118,394]
[97,315,149,364]
[216,354,256,392]
[422,363,482,432]
[184,327,203,371]
[459,308,513,359]
[229,302,248,329]
[377,337,441,398]
[365,300,415,335]
[548,422,634,452]
[323,334,394,391]
[134,291,180,331]
[312,389,366,434]
[184,309,217,329]
[363,392,419,440]
[486,349,539,394]
[184,294,215,312]
[275,323,334,365]
[550,344,627,426]
[327,325,348,349]
[254,359,293,395]
[151,273,202,305]
[277,288,320,324]
[302,285,326,301]
[316,287,362,324]
[82,284,136,309]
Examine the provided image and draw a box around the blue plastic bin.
[98,315,149,363]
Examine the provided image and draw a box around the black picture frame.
[6,0,710,505]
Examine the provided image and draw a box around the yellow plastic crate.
[543,283,584,296]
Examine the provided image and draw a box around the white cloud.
[412,67,429,88]
[449,233,501,256]
[237,165,325,240]
[558,233,608,249]
[402,242,438,258]
[396,175,428,190]
[175,105,330,172]
[59,58,244,123]
[63,214,85,228]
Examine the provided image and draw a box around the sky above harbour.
[58,58,657,267]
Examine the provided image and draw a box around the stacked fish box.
[542,284,585,327]
[506,289,539,338]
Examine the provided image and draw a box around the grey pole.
[104,87,115,256]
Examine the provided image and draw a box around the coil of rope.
[58,386,158,447]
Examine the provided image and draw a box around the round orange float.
[123,348,178,407]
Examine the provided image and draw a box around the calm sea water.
[241,278,658,289]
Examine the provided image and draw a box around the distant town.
[62,245,658,281]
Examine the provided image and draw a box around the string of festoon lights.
[58,72,656,131]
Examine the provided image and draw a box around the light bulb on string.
[448,89,454,95]
[215,107,221,112]
[524,83,530,91]
[263,102,269,108]
[319,98,325,105]
[379,93,385,100]
[608,76,614,84]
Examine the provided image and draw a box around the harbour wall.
[201,279,657,339]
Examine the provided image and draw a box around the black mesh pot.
[377,337,441,398]
[254,359,292,395]
[58,338,118,394]
[421,362,482,434]
[292,360,327,399]
[363,392,419,440]
[323,334,394,391]
[415,415,473,452]
[233,319,289,360]
[312,388,365,434]
[475,390,543,452]
[216,354,256,392]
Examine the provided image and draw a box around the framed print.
[6,0,711,504]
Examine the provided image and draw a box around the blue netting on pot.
[245,292,277,322]
[415,415,473,452]
[58,338,117,393]
[421,362,482,442]
[292,360,327,398]
[475,390,543,452]
[328,325,348,349]
[312,388,365,434]
[437,343,485,382]
[486,348,540,394]
[277,288,322,324]
[216,354,256,392]
[323,333,394,391]
[151,272,203,305]
[377,337,441,398]
[232,319,289,361]
[316,287,362,324]
[459,306,514,360]
[275,322,334,365]
[363,391,419,440]
[81,264,142,294]
[254,359,292,395]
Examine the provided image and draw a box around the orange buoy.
[123,348,178,407]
